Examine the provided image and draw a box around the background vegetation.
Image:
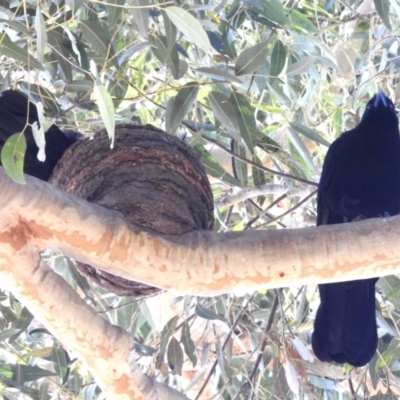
[0,0,398,398]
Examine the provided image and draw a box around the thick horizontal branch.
[0,169,399,296]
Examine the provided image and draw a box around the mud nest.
[50,123,214,296]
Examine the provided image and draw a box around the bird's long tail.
[0,90,79,181]
[312,279,378,366]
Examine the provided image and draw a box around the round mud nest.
[50,123,214,296]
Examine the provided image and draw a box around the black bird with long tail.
[312,91,400,366]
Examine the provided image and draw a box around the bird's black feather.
[0,90,80,181]
[312,91,400,366]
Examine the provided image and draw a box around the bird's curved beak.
[373,90,389,107]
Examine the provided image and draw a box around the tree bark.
[0,169,399,294]
[1,169,400,397]
[0,241,188,399]
[49,124,214,296]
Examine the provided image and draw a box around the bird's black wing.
[316,137,347,226]
[312,129,379,366]
[312,92,400,366]
[0,90,80,181]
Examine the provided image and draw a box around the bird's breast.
[327,135,400,220]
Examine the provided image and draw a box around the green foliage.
[1,133,26,184]
[0,0,399,398]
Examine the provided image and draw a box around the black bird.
[312,91,400,366]
[0,89,80,181]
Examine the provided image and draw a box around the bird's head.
[361,91,399,129]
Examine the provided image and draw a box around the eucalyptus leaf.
[167,337,183,375]
[93,82,115,147]
[246,9,283,29]
[194,144,242,187]
[374,0,391,30]
[161,10,177,52]
[0,34,44,70]
[118,41,150,65]
[0,329,20,343]
[252,154,266,204]
[287,8,318,33]
[9,307,34,343]
[1,133,26,184]
[157,316,179,370]
[177,59,189,79]
[270,39,286,76]
[66,79,94,92]
[80,20,117,67]
[258,0,288,26]
[149,34,180,79]
[181,321,197,367]
[235,41,269,76]
[52,344,68,382]
[47,29,73,81]
[288,127,318,174]
[208,91,241,142]
[289,122,330,147]
[165,6,211,53]
[229,91,256,151]
[166,82,199,133]
[0,364,56,383]
[107,0,125,29]
[196,67,242,83]
[232,140,248,186]
[130,0,150,37]
[195,303,225,321]
[35,7,46,65]
[0,19,31,36]
[286,56,316,76]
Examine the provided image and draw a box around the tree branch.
[0,249,188,399]
[0,168,399,297]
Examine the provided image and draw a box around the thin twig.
[247,199,286,229]
[247,190,317,229]
[204,135,318,187]
[233,290,281,399]
[194,294,256,400]
[245,193,288,229]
